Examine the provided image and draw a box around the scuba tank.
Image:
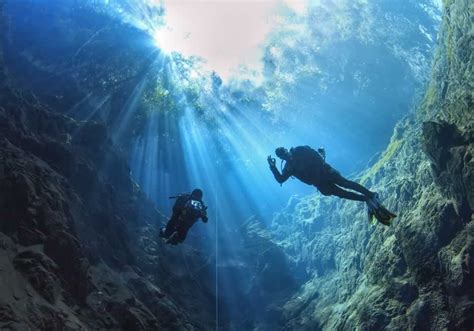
[181,199,206,225]
[164,198,207,245]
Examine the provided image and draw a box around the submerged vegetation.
[1,0,472,329]
[360,138,403,186]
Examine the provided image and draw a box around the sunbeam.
[0,0,455,329]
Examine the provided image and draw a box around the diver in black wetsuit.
[267,146,396,225]
[160,188,208,244]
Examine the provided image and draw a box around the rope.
[154,191,220,330]
[215,190,218,330]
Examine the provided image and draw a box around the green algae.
[360,138,403,185]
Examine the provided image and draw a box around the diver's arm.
[267,158,291,184]
[271,165,291,184]
[200,203,208,223]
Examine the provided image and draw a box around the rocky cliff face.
[272,0,473,329]
[0,0,471,330]
[0,8,219,329]
[0,3,300,329]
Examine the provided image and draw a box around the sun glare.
[153,27,174,55]
[151,0,307,82]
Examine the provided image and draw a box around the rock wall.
[273,0,473,329]
[0,0,471,329]
[0,6,219,329]
[0,3,301,329]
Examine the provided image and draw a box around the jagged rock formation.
[0,3,296,329]
[272,0,473,329]
[0,0,471,329]
[0,8,220,329]
[217,216,299,330]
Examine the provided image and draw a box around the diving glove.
[267,155,276,167]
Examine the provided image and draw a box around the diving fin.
[375,208,395,225]
[366,194,397,226]
[367,205,376,224]
[376,205,397,222]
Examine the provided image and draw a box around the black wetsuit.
[270,146,373,201]
[163,194,207,243]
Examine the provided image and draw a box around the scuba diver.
[159,188,208,245]
[267,146,396,225]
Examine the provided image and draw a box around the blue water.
[1,0,442,327]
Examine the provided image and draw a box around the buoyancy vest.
[289,146,326,185]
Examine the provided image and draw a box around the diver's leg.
[331,185,367,201]
[335,177,374,199]
[177,227,189,243]
[318,184,367,201]
[163,215,179,238]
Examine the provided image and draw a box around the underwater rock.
[44,230,90,302]
[0,32,216,331]
[423,120,474,218]
[272,0,474,329]
[0,114,212,328]
[13,250,60,304]
[242,217,297,301]
[0,0,471,329]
